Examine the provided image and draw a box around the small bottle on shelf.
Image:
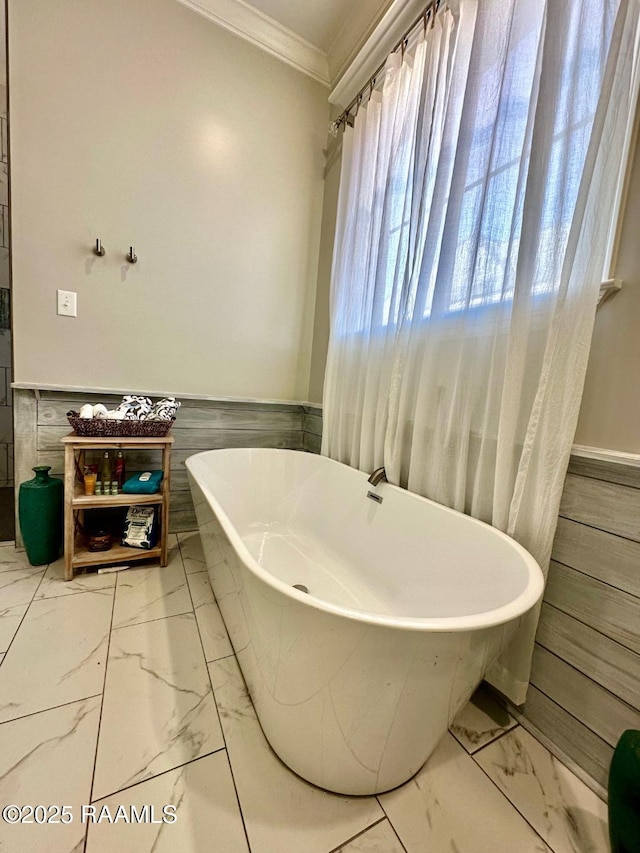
[83,466,97,496]
[100,451,112,488]
[114,450,126,489]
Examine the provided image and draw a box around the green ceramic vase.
[609,729,640,853]
[18,466,64,566]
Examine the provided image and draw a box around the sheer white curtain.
[322,0,640,703]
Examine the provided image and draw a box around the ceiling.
[244,0,391,56]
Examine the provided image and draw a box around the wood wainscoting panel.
[529,645,640,748]
[21,390,308,536]
[517,686,612,793]
[544,561,640,654]
[559,473,640,542]
[521,454,640,796]
[551,516,640,595]
[535,602,640,711]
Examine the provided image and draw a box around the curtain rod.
[329,0,442,136]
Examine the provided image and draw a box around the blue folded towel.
[122,471,163,494]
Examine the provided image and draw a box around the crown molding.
[175,0,330,87]
[326,0,395,92]
[329,0,426,108]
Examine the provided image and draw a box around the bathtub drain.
[293,584,309,594]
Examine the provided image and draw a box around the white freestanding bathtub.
[186,448,543,795]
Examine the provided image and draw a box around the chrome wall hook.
[94,238,106,257]
[126,246,138,264]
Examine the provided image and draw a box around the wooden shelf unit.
[62,433,174,580]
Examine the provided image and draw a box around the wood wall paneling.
[530,644,640,749]
[13,389,37,547]
[544,561,640,654]
[523,456,640,797]
[535,602,640,711]
[551,516,640,595]
[559,472,640,542]
[15,389,309,540]
[567,454,640,489]
[303,405,323,454]
[517,686,613,792]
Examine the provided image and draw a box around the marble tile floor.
[0,534,610,853]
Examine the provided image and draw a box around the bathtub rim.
[186,448,544,634]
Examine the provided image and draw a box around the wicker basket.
[67,411,175,438]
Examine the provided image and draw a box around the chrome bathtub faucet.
[367,467,387,486]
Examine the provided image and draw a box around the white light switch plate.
[57,289,77,317]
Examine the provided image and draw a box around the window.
[343,2,633,336]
